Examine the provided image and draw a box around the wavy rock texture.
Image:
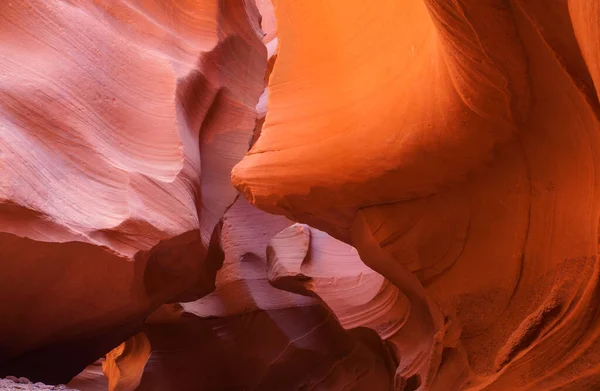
[4,0,600,390]
[103,198,402,390]
[107,304,396,391]
[267,224,468,389]
[233,0,600,390]
[66,360,107,391]
[0,0,265,384]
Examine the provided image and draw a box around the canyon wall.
[1,0,600,390]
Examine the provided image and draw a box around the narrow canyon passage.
[0,1,600,390]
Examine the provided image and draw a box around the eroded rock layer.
[0,0,265,383]
[3,0,600,390]
[103,198,403,390]
[233,0,600,390]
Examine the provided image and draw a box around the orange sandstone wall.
[2,1,600,390]
[233,0,600,389]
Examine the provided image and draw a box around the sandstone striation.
[0,0,265,383]
[233,0,600,389]
[102,198,399,390]
[3,0,600,390]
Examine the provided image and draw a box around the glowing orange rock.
[3,0,600,389]
[103,334,150,391]
[233,0,600,389]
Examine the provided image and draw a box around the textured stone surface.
[0,377,76,390]
[4,0,600,390]
[0,0,265,384]
[66,360,106,391]
[233,0,600,389]
[103,198,399,390]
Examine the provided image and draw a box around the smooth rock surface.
[0,0,265,383]
[4,0,600,390]
[233,0,600,389]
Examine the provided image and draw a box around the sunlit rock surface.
[3,0,600,390]
[233,0,600,390]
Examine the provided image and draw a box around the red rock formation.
[0,0,265,383]
[103,334,150,391]
[103,198,398,390]
[129,304,395,391]
[233,0,600,389]
[4,0,600,389]
[67,360,107,391]
[267,224,468,388]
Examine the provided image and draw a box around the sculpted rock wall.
[233,0,600,389]
[0,0,265,383]
[3,0,600,390]
[103,198,398,390]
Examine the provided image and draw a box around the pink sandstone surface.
[2,0,600,390]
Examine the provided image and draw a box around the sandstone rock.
[0,0,265,383]
[233,0,600,389]
[65,360,107,391]
[4,0,600,390]
[103,196,398,390]
[107,303,396,391]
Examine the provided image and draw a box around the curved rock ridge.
[267,223,464,388]
[3,0,600,390]
[102,198,462,389]
[103,199,401,390]
[66,360,107,391]
[232,0,600,389]
[103,334,150,391]
[184,197,315,318]
[267,224,407,336]
[0,0,266,383]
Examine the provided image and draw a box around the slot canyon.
[1,0,600,390]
